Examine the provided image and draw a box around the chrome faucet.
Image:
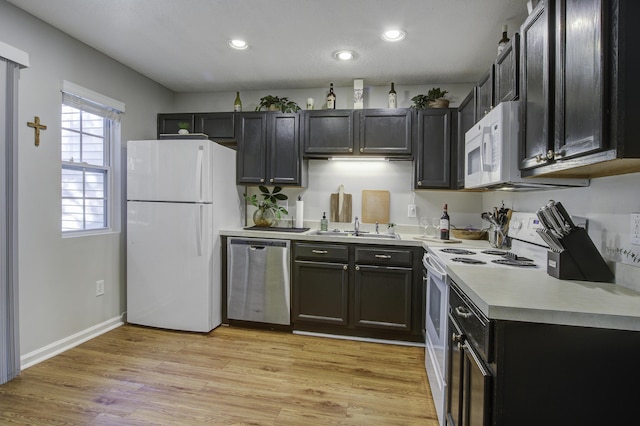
[354,216,360,235]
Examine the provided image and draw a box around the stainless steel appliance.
[464,101,588,190]
[227,238,291,325]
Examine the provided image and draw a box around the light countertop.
[448,265,640,331]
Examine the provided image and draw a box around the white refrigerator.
[126,138,241,332]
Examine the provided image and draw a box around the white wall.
[0,1,174,355]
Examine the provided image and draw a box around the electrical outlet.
[631,213,640,246]
[408,204,417,218]
[96,280,105,296]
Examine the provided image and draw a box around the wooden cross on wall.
[27,116,47,147]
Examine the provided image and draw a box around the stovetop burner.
[503,252,534,263]
[481,250,507,256]
[492,259,537,267]
[451,257,486,265]
[441,248,476,255]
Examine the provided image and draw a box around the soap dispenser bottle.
[320,212,328,231]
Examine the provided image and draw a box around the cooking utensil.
[536,229,565,252]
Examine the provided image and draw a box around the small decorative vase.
[178,128,189,135]
[253,207,276,227]
[268,104,280,112]
[428,98,450,108]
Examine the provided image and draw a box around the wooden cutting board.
[330,193,352,222]
[361,190,390,224]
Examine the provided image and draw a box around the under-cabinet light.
[328,157,389,162]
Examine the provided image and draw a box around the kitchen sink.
[307,230,401,240]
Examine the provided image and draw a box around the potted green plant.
[244,186,289,227]
[177,122,190,134]
[411,88,449,109]
[255,95,301,113]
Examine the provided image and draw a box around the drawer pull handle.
[374,254,392,259]
[455,306,473,319]
[312,250,328,254]
[355,265,360,271]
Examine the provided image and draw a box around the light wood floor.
[0,325,438,425]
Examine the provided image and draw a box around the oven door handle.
[424,254,447,280]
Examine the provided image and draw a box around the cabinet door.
[457,89,477,188]
[236,112,267,184]
[353,265,411,331]
[358,109,412,155]
[268,113,302,185]
[462,342,492,426]
[495,34,520,103]
[415,109,452,189]
[293,260,349,325]
[195,113,235,142]
[554,0,605,160]
[447,315,464,426]
[303,110,356,155]
[519,1,554,170]
[476,66,494,120]
[157,113,194,136]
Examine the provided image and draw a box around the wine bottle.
[388,82,397,109]
[233,92,242,112]
[497,25,510,54]
[327,83,336,109]
[439,204,450,240]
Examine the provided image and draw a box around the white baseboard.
[20,314,124,370]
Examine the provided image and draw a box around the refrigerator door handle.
[196,146,204,201]
[196,205,204,256]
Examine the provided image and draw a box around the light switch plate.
[408,204,416,218]
[631,213,640,245]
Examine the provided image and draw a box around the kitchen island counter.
[448,265,640,331]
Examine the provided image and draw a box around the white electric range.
[422,212,548,426]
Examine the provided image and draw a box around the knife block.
[547,228,614,283]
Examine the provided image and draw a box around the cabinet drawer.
[295,243,348,262]
[354,247,413,267]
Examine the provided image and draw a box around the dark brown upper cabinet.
[521,0,640,178]
[495,33,520,104]
[476,65,495,121]
[236,112,306,186]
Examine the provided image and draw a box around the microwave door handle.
[481,126,493,171]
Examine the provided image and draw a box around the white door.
[127,201,214,332]
[127,139,212,202]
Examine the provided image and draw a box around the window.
[60,81,124,233]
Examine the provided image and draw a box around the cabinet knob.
[260,178,265,183]
[269,178,274,183]
[418,181,422,185]
[535,154,544,163]
[360,148,364,153]
[343,265,348,271]
[452,332,464,343]
[349,148,353,153]
[553,150,565,160]
[546,150,555,160]
[355,265,360,271]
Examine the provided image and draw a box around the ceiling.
[7,0,529,93]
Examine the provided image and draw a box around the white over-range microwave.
[464,101,588,190]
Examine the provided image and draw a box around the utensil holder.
[546,228,614,283]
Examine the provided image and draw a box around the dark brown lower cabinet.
[447,280,640,425]
[292,242,422,342]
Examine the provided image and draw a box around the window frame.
[60,81,123,237]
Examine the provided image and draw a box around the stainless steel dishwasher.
[227,238,290,325]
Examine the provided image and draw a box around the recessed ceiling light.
[228,39,250,50]
[333,50,358,61]
[381,29,407,42]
